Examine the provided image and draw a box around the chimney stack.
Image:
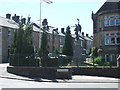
[6,14,11,19]
[82,32,84,36]
[12,14,20,23]
[21,18,26,24]
[86,34,89,37]
[61,28,65,34]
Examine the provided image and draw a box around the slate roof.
[0,16,18,29]
[96,1,120,14]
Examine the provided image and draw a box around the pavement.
[0,63,119,83]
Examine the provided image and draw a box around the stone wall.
[72,67,119,78]
[7,66,72,79]
[7,66,119,79]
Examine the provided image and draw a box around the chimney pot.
[21,18,26,24]
[6,14,11,19]
[82,32,84,36]
[86,34,88,37]
[61,28,65,34]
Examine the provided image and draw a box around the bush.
[47,57,58,67]
[109,61,117,66]
[94,56,103,65]
[9,54,39,66]
[58,56,72,66]
[91,56,117,66]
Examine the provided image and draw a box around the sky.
[0,0,106,36]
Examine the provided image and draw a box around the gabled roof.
[0,16,18,29]
[96,1,120,14]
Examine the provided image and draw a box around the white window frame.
[115,19,120,26]
[109,19,115,26]
[105,38,109,45]
[104,20,109,27]
[105,54,109,61]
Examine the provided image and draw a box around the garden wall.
[72,67,120,78]
[7,66,120,79]
[7,66,72,79]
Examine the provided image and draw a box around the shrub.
[94,56,103,65]
[47,57,58,67]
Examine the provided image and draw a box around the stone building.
[0,14,18,63]
[92,0,120,61]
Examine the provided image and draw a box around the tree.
[91,47,98,66]
[62,26,73,56]
[91,47,98,57]
[9,20,36,66]
[38,19,49,67]
[9,22,24,66]
[23,24,34,55]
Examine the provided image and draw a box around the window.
[105,33,109,37]
[99,17,103,28]
[105,33,120,45]
[110,19,115,26]
[110,55,112,61]
[111,37,115,44]
[104,20,109,27]
[116,33,120,36]
[104,15,120,27]
[60,38,63,44]
[81,41,83,47]
[104,16,109,19]
[105,55,109,61]
[116,37,120,44]
[116,19,120,26]
[8,30,11,40]
[110,33,115,36]
[105,38,109,45]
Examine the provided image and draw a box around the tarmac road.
[0,63,119,89]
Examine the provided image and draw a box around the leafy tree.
[62,26,73,56]
[91,47,98,66]
[91,47,98,57]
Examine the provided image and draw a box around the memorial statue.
[74,18,82,40]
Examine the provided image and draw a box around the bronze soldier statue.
[74,18,82,40]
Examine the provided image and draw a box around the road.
[0,63,119,89]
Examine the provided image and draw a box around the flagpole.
[39,0,53,48]
[39,0,42,48]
